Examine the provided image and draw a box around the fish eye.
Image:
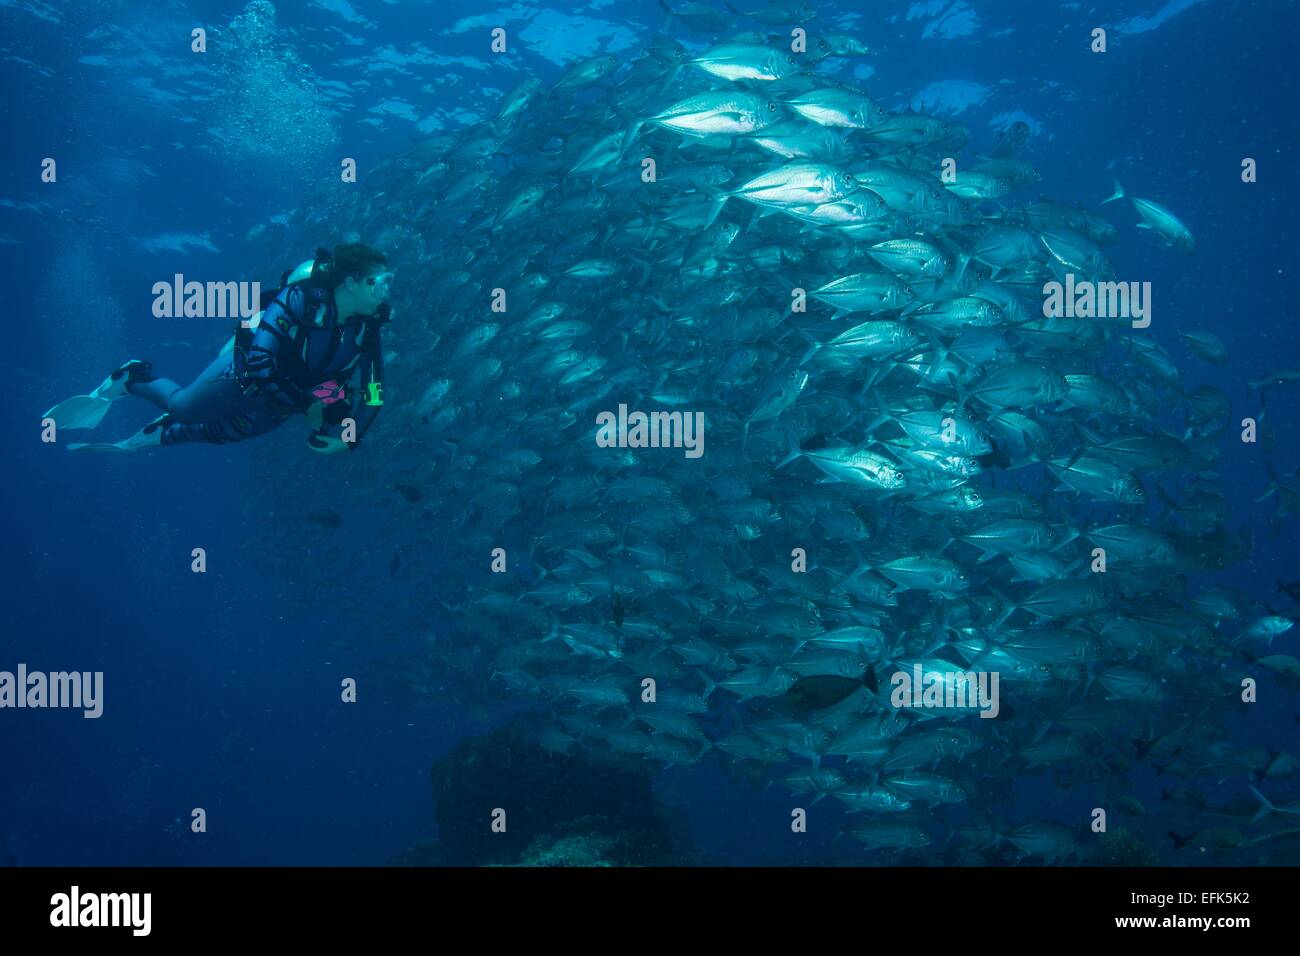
[941,122,950,131]
[767,102,778,111]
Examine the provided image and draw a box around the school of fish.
[245,3,1300,863]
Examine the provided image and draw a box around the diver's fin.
[68,413,170,453]
[43,360,154,430]
[66,439,130,453]
[42,394,113,430]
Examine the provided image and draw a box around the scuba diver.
[43,243,392,454]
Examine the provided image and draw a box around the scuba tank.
[220,249,333,358]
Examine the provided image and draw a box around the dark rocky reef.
[1097,828,1161,866]
[393,722,690,866]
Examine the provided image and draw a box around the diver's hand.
[307,434,350,454]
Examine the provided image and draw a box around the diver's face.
[353,270,394,311]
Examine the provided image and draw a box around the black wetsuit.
[127,282,385,447]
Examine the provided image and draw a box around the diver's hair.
[330,243,388,286]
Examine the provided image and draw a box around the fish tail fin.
[704,193,729,229]
[947,372,970,417]
[1166,831,1188,850]
[1028,719,1053,746]
[865,387,892,433]
[628,254,655,286]
[953,251,972,284]
[796,327,823,367]
[611,102,645,159]
[1250,784,1276,825]
[1101,177,1125,205]
[988,587,1018,627]
[1073,419,1104,447]
[697,668,717,701]
[776,432,802,469]
[1253,465,1284,509]
[842,548,872,590]
[1153,483,1179,524]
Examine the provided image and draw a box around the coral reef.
[419,722,684,866]
[1098,828,1160,867]
[518,828,618,867]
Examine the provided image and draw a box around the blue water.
[2,0,1298,865]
